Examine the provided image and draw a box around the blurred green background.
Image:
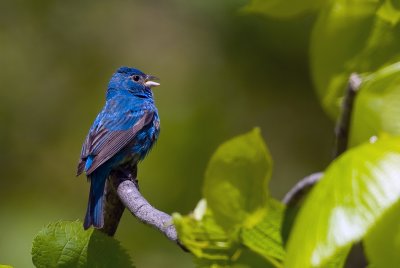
[0,0,334,267]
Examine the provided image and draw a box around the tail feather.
[84,171,108,229]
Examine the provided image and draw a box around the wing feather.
[76,110,154,176]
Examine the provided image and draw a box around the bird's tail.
[84,169,108,230]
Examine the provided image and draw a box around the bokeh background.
[0,0,334,267]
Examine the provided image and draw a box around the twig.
[333,73,362,158]
[282,73,362,206]
[282,172,323,205]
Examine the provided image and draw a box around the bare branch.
[282,172,323,205]
[111,172,178,243]
[333,73,362,158]
[98,166,188,252]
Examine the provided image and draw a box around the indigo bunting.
[77,67,160,229]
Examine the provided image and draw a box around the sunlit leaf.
[173,199,241,266]
[31,220,133,268]
[194,248,274,268]
[364,198,400,267]
[351,62,400,146]
[310,0,400,118]
[286,137,400,267]
[243,0,324,18]
[203,128,272,231]
[241,199,285,266]
[174,199,282,268]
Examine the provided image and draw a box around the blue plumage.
[77,67,160,229]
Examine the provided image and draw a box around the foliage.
[203,128,272,232]
[364,198,400,267]
[174,129,284,267]
[286,136,400,267]
[174,0,400,267]
[25,0,400,267]
[351,62,400,146]
[31,221,133,268]
[311,0,400,118]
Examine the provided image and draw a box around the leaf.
[0,265,13,268]
[243,0,324,18]
[310,0,400,118]
[203,128,272,231]
[351,62,400,146]
[364,198,400,267]
[281,204,301,246]
[241,199,285,267]
[286,137,400,267]
[174,199,281,268]
[173,199,241,266]
[195,249,275,268]
[32,220,133,268]
[232,248,277,268]
[176,130,285,267]
[87,229,134,268]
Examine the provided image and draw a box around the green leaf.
[241,199,285,267]
[286,137,400,267]
[195,248,275,268]
[231,248,277,268]
[174,199,281,268]
[310,0,400,118]
[203,128,272,231]
[177,130,285,267]
[173,199,241,266]
[0,265,13,268]
[243,0,324,18]
[32,220,133,268]
[87,229,134,268]
[364,198,400,267]
[351,62,400,146]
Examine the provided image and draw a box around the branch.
[98,166,188,251]
[282,73,362,206]
[282,172,323,205]
[111,171,178,243]
[333,73,362,158]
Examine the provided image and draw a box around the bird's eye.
[132,75,140,82]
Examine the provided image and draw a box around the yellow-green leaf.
[364,198,400,267]
[241,199,285,267]
[311,0,400,118]
[351,62,400,146]
[286,137,400,267]
[203,128,272,231]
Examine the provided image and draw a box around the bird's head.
[107,66,160,99]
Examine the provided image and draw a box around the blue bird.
[77,66,160,229]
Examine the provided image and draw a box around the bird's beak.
[144,75,160,88]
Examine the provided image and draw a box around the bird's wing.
[76,110,154,176]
